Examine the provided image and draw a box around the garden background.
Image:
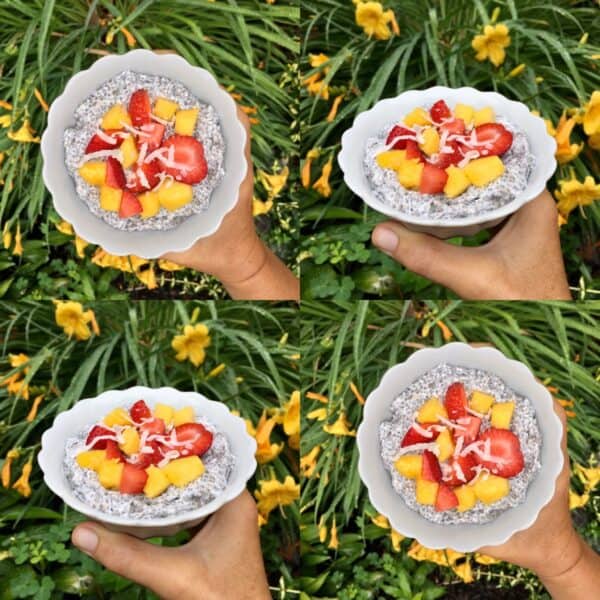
[300,0,600,300]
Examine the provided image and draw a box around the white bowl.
[38,386,257,538]
[338,86,556,238]
[41,50,247,258]
[357,342,563,552]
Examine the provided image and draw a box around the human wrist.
[534,528,584,581]
[216,234,269,289]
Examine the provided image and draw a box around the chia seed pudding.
[379,363,541,525]
[63,70,225,231]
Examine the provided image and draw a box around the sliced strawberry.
[119,463,148,494]
[444,382,468,419]
[138,122,165,151]
[400,423,441,447]
[161,135,208,184]
[443,453,478,487]
[453,415,481,445]
[129,440,165,469]
[419,163,448,194]
[421,450,442,482]
[173,423,213,457]
[119,191,142,218]
[130,399,152,424]
[473,123,513,157]
[125,160,162,192]
[128,89,152,127]
[85,425,116,449]
[435,483,459,511]
[405,139,424,162]
[429,140,463,169]
[105,439,124,463]
[439,118,466,136]
[385,125,416,150]
[477,429,524,478]
[139,417,166,437]
[105,156,126,189]
[430,100,451,123]
[85,129,124,154]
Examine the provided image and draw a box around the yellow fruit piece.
[403,107,430,127]
[473,107,495,126]
[158,182,194,211]
[101,105,131,130]
[473,474,510,505]
[138,190,161,219]
[97,459,124,490]
[120,135,138,169]
[396,158,424,190]
[464,156,505,187]
[99,186,123,212]
[418,127,440,156]
[119,427,140,455]
[376,150,407,170]
[173,406,195,427]
[417,397,448,424]
[443,165,470,198]
[103,407,131,427]
[78,162,107,186]
[436,429,455,462]
[491,402,515,429]
[455,484,477,512]
[161,456,205,487]
[470,390,495,414]
[174,108,199,136]
[454,103,474,126]
[76,450,105,471]
[154,97,179,121]
[394,455,422,479]
[415,479,439,505]
[143,465,171,498]
[154,403,175,426]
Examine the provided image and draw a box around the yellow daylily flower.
[283,390,300,438]
[328,518,339,549]
[74,236,88,258]
[355,2,398,41]
[472,24,511,67]
[318,515,327,543]
[54,301,98,341]
[34,89,49,112]
[391,529,404,551]
[55,220,74,235]
[0,115,12,128]
[207,363,226,378]
[2,223,11,249]
[301,148,321,188]
[1,449,19,488]
[508,63,526,78]
[327,95,344,123]
[8,119,40,143]
[0,100,12,110]
[252,197,273,216]
[312,156,333,197]
[257,166,289,201]
[371,514,390,528]
[135,266,157,290]
[157,259,185,271]
[323,411,356,436]
[300,445,321,478]
[349,381,365,405]
[1,353,30,400]
[171,323,211,367]
[574,463,600,491]
[254,411,284,464]
[588,132,600,150]
[554,113,584,164]
[554,175,600,217]
[303,54,330,100]
[408,541,465,566]
[583,91,600,136]
[452,559,474,583]
[120,27,137,47]
[12,459,32,497]
[12,223,22,256]
[307,408,328,421]
[569,489,590,509]
[26,394,44,422]
[254,475,299,517]
[474,553,500,565]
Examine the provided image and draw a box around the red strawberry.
[429,140,463,169]
[430,100,451,123]
[139,417,166,437]
[104,439,124,462]
[400,423,441,447]
[443,453,478,487]
[118,191,142,218]
[477,429,525,478]
[138,123,165,151]
[435,483,459,511]
[385,125,416,150]
[439,118,466,136]
[473,123,513,156]
[453,415,481,445]
[119,463,148,494]
[174,423,213,457]
[419,163,448,194]
[405,139,424,162]
[126,160,162,192]
[161,135,208,184]
[129,440,165,469]
[128,89,152,127]
[130,399,151,424]
[105,156,126,189]
[85,425,116,449]
[85,129,124,154]
[445,382,468,419]
[421,450,442,482]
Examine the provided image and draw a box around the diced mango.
[97,459,124,490]
[161,456,205,487]
[464,156,505,187]
[173,406,195,427]
[394,455,422,479]
[473,107,495,126]
[120,135,138,169]
[454,103,475,126]
[103,407,131,427]
[403,107,431,127]
[435,429,455,462]
[396,158,424,190]
[455,484,477,512]
[76,450,105,471]
[143,465,171,498]
[417,397,448,424]
[174,108,199,136]
[491,402,515,429]
[419,127,440,156]
[99,186,123,212]
[376,150,407,170]
[470,390,495,414]
[415,479,439,505]
[101,105,131,130]
[79,162,107,186]
[153,97,179,121]
[154,403,175,426]
[443,165,470,198]
[158,181,193,211]
[118,427,140,455]
[138,190,161,219]
[473,474,510,505]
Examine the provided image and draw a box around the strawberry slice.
[138,123,165,151]
[173,423,213,457]
[105,156,126,189]
[439,118,466,136]
[119,463,148,494]
[105,439,124,463]
[139,417,166,437]
[126,160,162,192]
[419,163,448,194]
[443,453,478,487]
[129,440,165,469]
[85,425,116,449]
[429,140,463,169]
[161,135,208,184]
[400,423,441,447]
[453,415,481,445]
[130,399,152,424]
[421,450,442,482]
[385,125,416,150]
[405,139,424,162]
[477,428,525,478]
[128,89,152,127]
[85,129,124,154]
[473,123,513,156]
[430,100,451,123]
[444,382,468,419]
[119,191,142,218]
[435,483,459,511]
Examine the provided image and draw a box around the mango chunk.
[153,403,175,426]
[119,427,141,455]
[473,107,495,126]
[454,103,475,126]
[79,162,107,186]
[455,484,477,512]
[143,465,171,498]
[417,397,448,424]
[162,456,205,487]
[396,158,424,190]
[491,402,515,429]
[101,105,131,130]
[435,429,455,462]
[174,108,199,136]
[99,186,123,212]
[473,474,510,505]
[173,406,195,427]
[158,182,193,211]
[394,455,422,479]
[120,135,139,169]
[138,190,161,219]
[415,479,439,505]
[376,150,407,170]
[103,407,131,427]
[443,165,470,198]
[403,107,431,127]
[76,450,105,471]
[97,459,124,490]
[470,390,495,414]
[153,97,179,121]
[464,156,505,187]
[419,127,440,156]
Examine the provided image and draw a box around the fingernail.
[73,526,98,553]
[373,227,398,253]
